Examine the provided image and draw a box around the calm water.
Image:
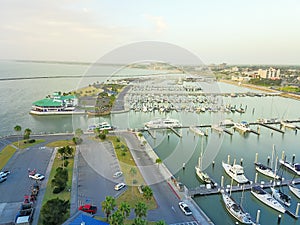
[1,60,300,225]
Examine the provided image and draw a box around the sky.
[0,0,300,64]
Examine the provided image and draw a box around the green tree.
[40,198,69,225]
[51,167,68,193]
[14,125,22,147]
[138,133,143,139]
[155,158,162,167]
[132,217,147,225]
[23,128,32,140]
[102,196,116,221]
[119,201,131,219]
[142,186,153,200]
[109,210,124,225]
[134,201,147,219]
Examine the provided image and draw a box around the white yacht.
[221,192,254,224]
[222,162,249,184]
[144,118,181,129]
[270,187,291,207]
[233,121,251,133]
[288,184,300,199]
[279,159,300,176]
[255,163,281,180]
[189,126,205,136]
[251,186,286,213]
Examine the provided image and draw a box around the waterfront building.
[30,92,78,114]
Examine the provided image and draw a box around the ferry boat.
[270,187,291,207]
[288,184,300,199]
[251,186,286,213]
[87,122,113,132]
[144,118,181,129]
[233,121,251,133]
[279,158,300,176]
[222,162,249,184]
[254,163,281,180]
[221,191,254,224]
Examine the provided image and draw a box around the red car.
[78,204,97,214]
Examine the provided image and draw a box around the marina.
[1,61,300,225]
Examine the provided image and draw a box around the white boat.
[144,118,181,129]
[221,192,254,224]
[195,137,215,186]
[233,121,251,133]
[288,184,300,199]
[270,187,291,207]
[251,186,286,213]
[98,122,113,131]
[279,159,300,176]
[255,163,281,180]
[222,162,249,184]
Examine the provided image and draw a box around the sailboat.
[270,153,291,207]
[222,184,255,224]
[255,145,281,180]
[251,186,286,213]
[195,136,215,187]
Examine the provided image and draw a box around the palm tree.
[109,210,124,225]
[14,125,22,147]
[101,196,116,221]
[24,128,32,140]
[134,201,147,219]
[119,201,131,219]
[142,186,153,200]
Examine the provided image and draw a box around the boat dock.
[168,127,182,138]
[258,122,285,134]
[188,177,300,197]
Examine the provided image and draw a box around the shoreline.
[220,79,300,100]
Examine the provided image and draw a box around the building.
[258,68,281,79]
[30,92,78,114]
[62,211,109,225]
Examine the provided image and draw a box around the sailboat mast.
[271,144,275,170]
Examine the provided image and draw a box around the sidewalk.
[136,133,215,225]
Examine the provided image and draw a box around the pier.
[258,122,285,134]
[188,177,300,197]
[168,127,182,138]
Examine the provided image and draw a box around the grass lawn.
[107,136,157,210]
[0,146,16,170]
[12,139,45,149]
[38,140,76,225]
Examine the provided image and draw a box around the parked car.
[78,204,97,214]
[0,170,10,178]
[178,201,192,216]
[113,171,123,178]
[29,173,45,180]
[114,182,126,191]
[0,176,7,183]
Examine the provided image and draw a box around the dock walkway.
[188,177,300,197]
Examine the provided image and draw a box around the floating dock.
[258,122,285,134]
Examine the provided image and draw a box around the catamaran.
[222,161,249,184]
[251,186,286,213]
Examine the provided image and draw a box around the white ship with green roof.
[30,92,83,115]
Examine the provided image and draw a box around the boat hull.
[288,185,300,199]
[251,186,286,213]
